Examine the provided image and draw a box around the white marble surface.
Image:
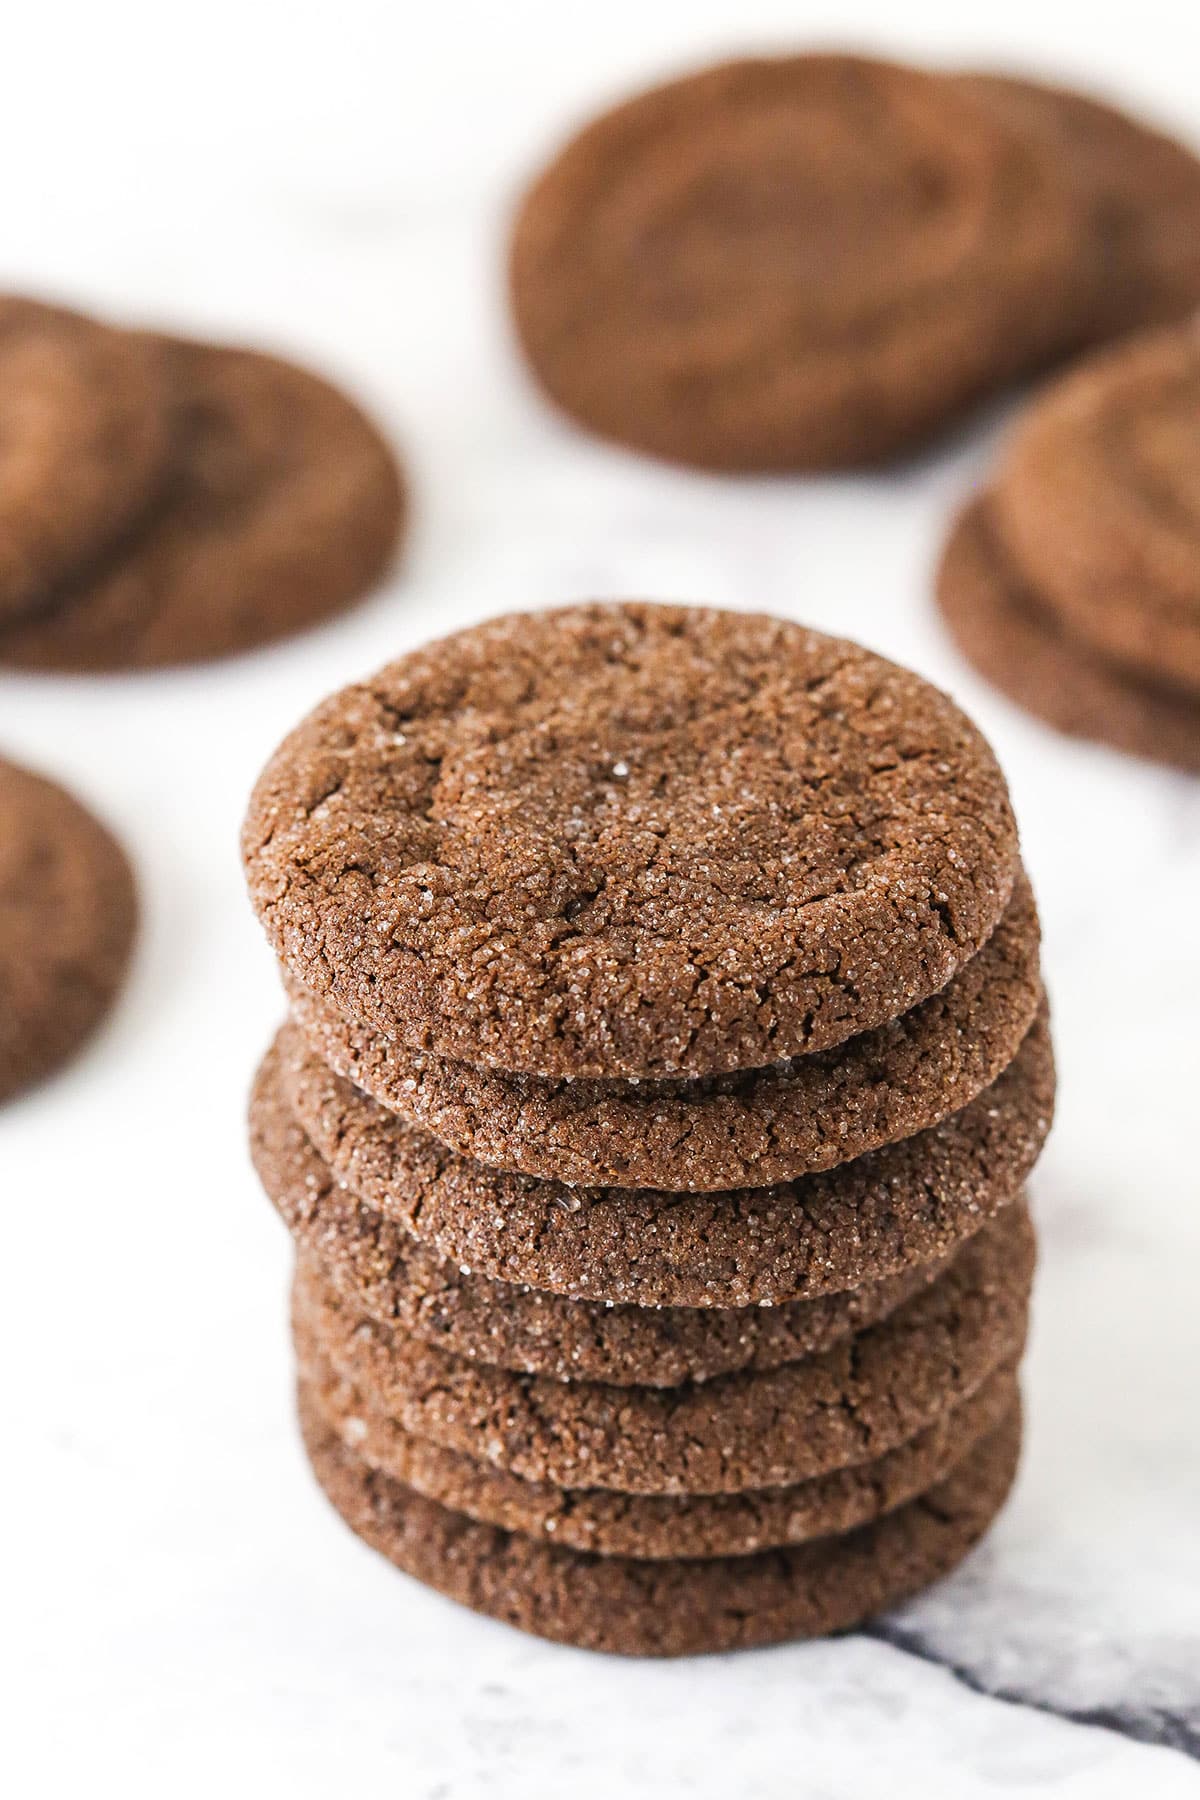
[3,5,1199,1795]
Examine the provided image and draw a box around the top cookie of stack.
[243,603,1054,1654]
[246,603,1025,1090]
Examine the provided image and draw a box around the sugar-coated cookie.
[300,1398,1021,1655]
[292,1204,1032,1495]
[244,604,1020,1081]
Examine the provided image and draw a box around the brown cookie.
[0,336,405,671]
[299,1356,1017,1559]
[299,1397,1022,1655]
[0,757,137,1100]
[283,873,1041,1191]
[960,74,1200,341]
[937,497,1200,773]
[250,1039,959,1385]
[993,321,1200,695]
[509,55,1087,470]
[266,1003,1052,1309]
[292,1204,1033,1494]
[243,604,1020,1081]
[0,299,170,621]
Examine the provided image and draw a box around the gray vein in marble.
[863,1621,1200,1762]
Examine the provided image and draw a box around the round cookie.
[268,1003,1053,1309]
[250,1040,954,1385]
[959,74,1200,341]
[292,1205,1033,1494]
[937,497,1200,773]
[508,55,1087,470]
[0,299,171,621]
[993,321,1200,695]
[299,1357,1018,1559]
[0,336,405,671]
[0,758,137,1100]
[283,874,1041,1191]
[243,604,1020,1081]
[300,1398,1022,1655]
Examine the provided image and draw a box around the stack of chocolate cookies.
[244,603,1055,1656]
[0,294,404,672]
[938,318,1200,772]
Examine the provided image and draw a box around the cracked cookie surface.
[291,1203,1033,1495]
[250,1036,963,1384]
[282,873,1040,1190]
[299,1356,1017,1558]
[300,1396,1022,1655]
[262,1002,1052,1308]
[243,603,1020,1080]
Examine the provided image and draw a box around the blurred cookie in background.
[993,320,1200,693]
[937,320,1200,771]
[509,54,1091,471]
[0,316,406,672]
[937,497,1200,774]
[0,299,171,621]
[958,73,1200,342]
[0,756,137,1101]
[510,53,1200,473]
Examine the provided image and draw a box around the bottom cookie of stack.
[284,1188,1032,1654]
[298,1340,1019,1560]
[298,1391,1022,1657]
[250,1001,1042,1651]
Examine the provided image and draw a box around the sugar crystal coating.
[243,602,1020,1079]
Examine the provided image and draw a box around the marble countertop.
[3,5,1199,1795]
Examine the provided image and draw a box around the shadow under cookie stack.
[243,602,1055,1657]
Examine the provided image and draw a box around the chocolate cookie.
[266,1003,1052,1309]
[243,604,1020,1081]
[0,758,137,1100]
[937,497,1200,773]
[0,299,170,621]
[993,321,1200,695]
[0,336,405,671]
[292,1205,1032,1494]
[960,74,1200,341]
[283,874,1040,1191]
[299,1355,1017,1559]
[252,1040,964,1384]
[508,55,1086,469]
[300,1398,1022,1655]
